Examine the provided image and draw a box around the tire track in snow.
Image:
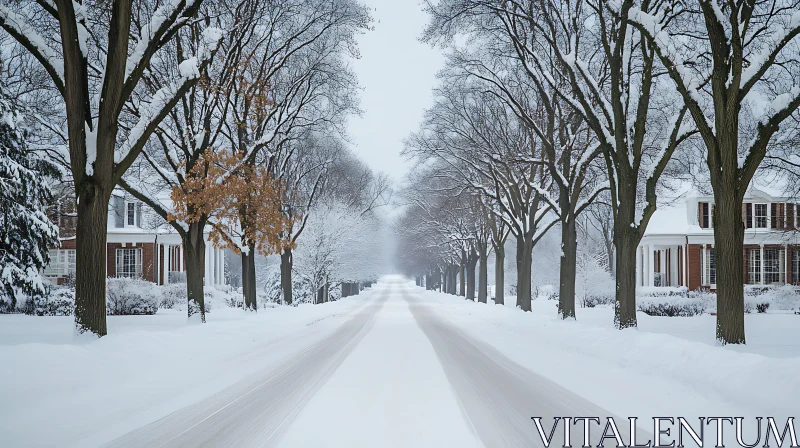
[404,288,650,448]
[104,292,387,448]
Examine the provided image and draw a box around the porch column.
[636,245,642,287]
[701,244,706,286]
[670,247,679,287]
[647,245,654,287]
[683,244,688,288]
[785,244,789,285]
[164,245,171,284]
[659,249,666,286]
[218,248,224,285]
[760,244,765,285]
[204,244,210,285]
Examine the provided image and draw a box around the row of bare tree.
[0,0,374,336]
[396,0,800,345]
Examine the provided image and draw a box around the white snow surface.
[1,277,797,447]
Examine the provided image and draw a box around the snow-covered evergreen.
[0,90,58,311]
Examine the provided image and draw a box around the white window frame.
[749,249,762,284]
[763,248,785,284]
[116,248,142,278]
[43,249,77,277]
[126,202,137,227]
[793,248,800,286]
[703,246,716,288]
[754,203,768,228]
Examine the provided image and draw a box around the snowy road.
[103,278,639,448]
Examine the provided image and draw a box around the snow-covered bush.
[24,287,74,316]
[638,286,689,297]
[743,285,800,313]
[106,278,160,315]
[160,283,187,309]
[638,296,706,317]
[582,294,615,308]
[535,284,557,300]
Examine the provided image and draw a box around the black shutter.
[746,203,753,228]
[771,204,776,229]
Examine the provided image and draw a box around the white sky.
[347,0,446,183]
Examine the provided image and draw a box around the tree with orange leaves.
[171,149,299,312]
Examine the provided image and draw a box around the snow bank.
[0,290,376,447]
[417,287,799,417]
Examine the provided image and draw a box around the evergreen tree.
[0,91,59,311]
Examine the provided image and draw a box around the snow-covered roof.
[644,201,692,236]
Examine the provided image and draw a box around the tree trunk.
[558,215,577,319]
[183,224,207,322]
[605,234,616,279]
[324,281,329,303]
[494,244,505,305]
[451,266,458,294]
[280,248,293,305]
[466,251,478,301]
[478,243,488,304]
[241,244,257,311]
[315,284,324,304]
[459,254,466,296]
[713,191,746,344]
[614,227,639,329]
[515,234,533,312]
[74,185,111,336]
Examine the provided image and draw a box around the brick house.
[638,187,800,291]
[44,190,227,286]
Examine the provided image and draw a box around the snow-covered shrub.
[106,278,159,315]
[0,294,17,313]
[637,296,706,317]
[582,294,615,308]
[261,270,283,304]
[741,286,800,313]
[25,287,74,316]
[160,283,186,309]
[535,284,558,300]
[637,286,689,297]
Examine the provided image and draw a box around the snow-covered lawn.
[525,296,800,359]
[0,292,375,447]
[418,287,799,426]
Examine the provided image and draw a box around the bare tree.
[424,0,694,327]
[0,0,221,336]
[405,80,557,311]
[630,0,800,344]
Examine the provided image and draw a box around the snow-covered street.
[3,276,796,447]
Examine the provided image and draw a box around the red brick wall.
[107,242,155,282]
[60,239,77,250]
[688,244,702,291]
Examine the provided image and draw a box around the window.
[764,248,785,284]
[126,202,136,226]
[116,248,142,278]
[704,247,716,286]
[749,249,761,284]
[699,202,710,228]
[755,203,768,228]
[43,249,76,277]
[793,249,800,286]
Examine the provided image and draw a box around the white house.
[44,190,227,286]
[638,186,800,291]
